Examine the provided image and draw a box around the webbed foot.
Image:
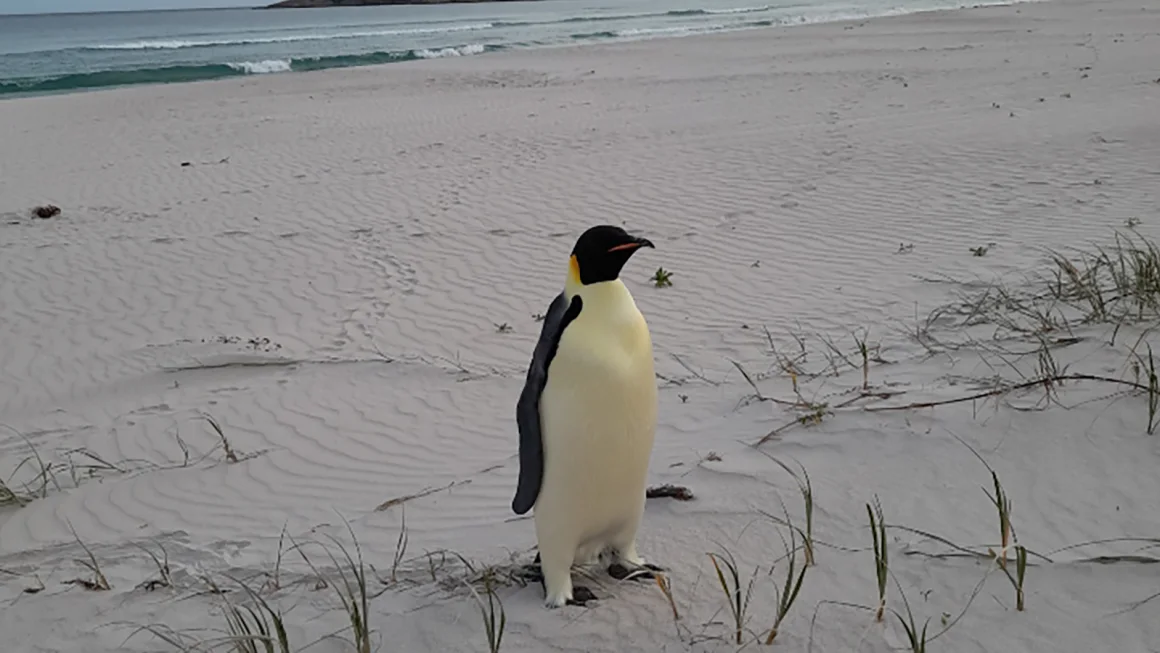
[608,561,666,581]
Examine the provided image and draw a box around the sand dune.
[3,0,1160,651]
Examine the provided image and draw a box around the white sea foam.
[89,23,495,50]
[413,43,487,59]
[615,24,730,38]
[227,59,292,74]
[699,5,773,14]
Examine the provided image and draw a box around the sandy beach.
[3,0,1160,650]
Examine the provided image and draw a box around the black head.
[570,225,655,285]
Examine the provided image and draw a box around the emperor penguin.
[513,224,662,608]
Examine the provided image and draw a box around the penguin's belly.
[537,319,657,550]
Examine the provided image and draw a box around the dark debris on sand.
[31,205,61,219]
[646,484,694,501]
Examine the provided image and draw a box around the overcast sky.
[0,0,256,13]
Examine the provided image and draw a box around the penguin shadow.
[517,551,665,606]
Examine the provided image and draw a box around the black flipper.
[512,292,583,515]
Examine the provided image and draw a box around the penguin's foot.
[608,561,665,582]
[545,585,596,609]
[518,557,544,584]
[567,586,597,606]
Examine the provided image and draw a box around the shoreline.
[0,0,1037,101]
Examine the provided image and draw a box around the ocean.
[0,0,1007,97]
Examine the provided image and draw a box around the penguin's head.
[569,225,654,285]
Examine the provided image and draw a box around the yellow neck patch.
[565,254,584,298]
[568,254,581,285]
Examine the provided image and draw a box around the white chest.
[539,282,657,463]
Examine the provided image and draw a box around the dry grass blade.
[391,505,408,584]
[203,414,240,463]
[654,572,681,624]
[264,524,288,592]
[374,479,472,512]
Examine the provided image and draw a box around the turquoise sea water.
[0,0,1011,97]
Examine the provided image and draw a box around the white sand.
[3,0,1160,650]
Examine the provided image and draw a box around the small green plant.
[971,245,990,257]
[953,433,1030,611]
[467,571,507,653]
[867,497,888,622]
[651,267,673,288]
[984,472,1013,572]
[495,323,512,334]
[798,402,830,427]
[707,547,756,645]
[891,576,930,653]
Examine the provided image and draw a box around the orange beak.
[607,237,655,253]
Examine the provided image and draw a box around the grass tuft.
[466,569,507,653]
[134,540,173,591]
[764,520,809,644]
[890,575,931,653]
[707,546,757,645]
[217,577,292,653]
[290,518,373,653]
[68,523,111,591]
